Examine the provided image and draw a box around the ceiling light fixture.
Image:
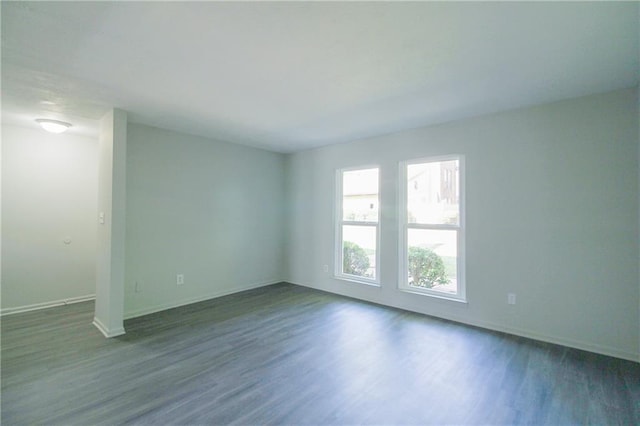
[35,118,72,134]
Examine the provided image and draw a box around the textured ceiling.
[2,2,638,153]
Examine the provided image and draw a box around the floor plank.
[2,283,638,425]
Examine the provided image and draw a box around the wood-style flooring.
[2,283,639,425]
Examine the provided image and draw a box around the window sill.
[399,287,467,303]
[334,275,381,288]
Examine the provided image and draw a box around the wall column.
[93,108,127,337]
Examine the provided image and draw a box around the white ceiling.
[2,2,638,153]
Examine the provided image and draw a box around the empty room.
[1,1,639,425]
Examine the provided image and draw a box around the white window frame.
[335,165,381,286]
[399,155,466,302]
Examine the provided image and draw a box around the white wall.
[124,124,286,318]
[286,88,640,361]
[93,109,127,337]
[1,125,98,312]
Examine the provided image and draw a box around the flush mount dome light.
[35,118,72,134]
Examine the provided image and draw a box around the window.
[400,156,465,301]
[336,167,380,284]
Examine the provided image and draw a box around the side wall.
[124,124,286,318]
[286,88,640,361]
[1,125,98,312]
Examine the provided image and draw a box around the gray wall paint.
[285,88,640,361]
[124,123,286,318]
[1,125,98,310]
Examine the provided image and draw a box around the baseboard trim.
[1,294,96,316]
[287,280,640,363]
[465,317,639,363]
[92,317,126,338]
[124,280,282,320]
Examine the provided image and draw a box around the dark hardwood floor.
[2,282,638,425]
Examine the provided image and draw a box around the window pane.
[407,160,459,225]
[343,225,377,279]
[343,168,379,222]
[407,229,457,294]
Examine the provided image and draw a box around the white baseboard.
[92,316,126,338]
[124,280,282,320]
[463,317,639,363]
[288,280,640,363]
[1,294,96,316]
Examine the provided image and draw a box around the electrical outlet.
[177,274,184,286]
[323,264,329,273]
[134,281,140,293]
[507,293,516,305]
